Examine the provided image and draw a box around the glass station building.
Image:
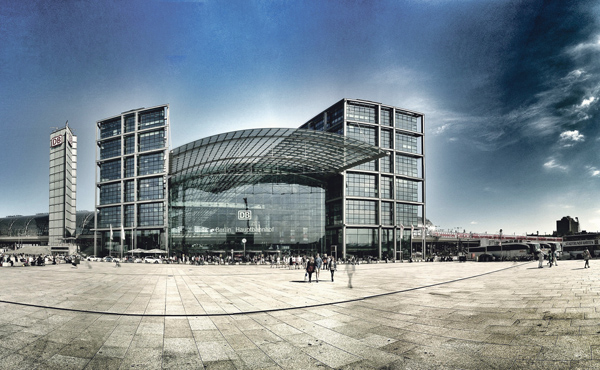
[168,128,387,258]
[93,99,425,259]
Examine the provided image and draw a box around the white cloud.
[581,96,596,107]
[543,158,568,172]
[586,166,600,177]
[433,123,449,135]
[470,221,478,225]
[568,35,600,56]
[559,130,585,147]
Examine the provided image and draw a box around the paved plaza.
[0,259,599,369]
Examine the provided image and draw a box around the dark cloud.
[435,0,600,153]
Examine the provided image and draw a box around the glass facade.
[300,99,425,260]
[168,127,386,258]
[95,105,169,256]
[169,180,325,256]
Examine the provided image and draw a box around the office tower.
[94,105,169,255]
[49,123,77,249]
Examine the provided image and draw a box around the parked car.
[87,256,101,262]
[134,258,143,263]
[144,257,162,264]
[103,256,113,262]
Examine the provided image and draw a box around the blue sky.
[1,0,599,235]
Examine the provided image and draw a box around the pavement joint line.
[0,261,530,318]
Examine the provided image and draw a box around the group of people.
[537,246,593,269]
[0,254,54,266]
[304,253,341,283]
[537,245,559,268]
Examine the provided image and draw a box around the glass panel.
[99,118,121,139]
[347,104,376,123]
[346,173,377,198]
[346,200,377,224]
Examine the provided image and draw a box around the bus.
[468,242,537,261]
[541,242,562,259]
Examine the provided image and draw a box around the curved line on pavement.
[0,262,530,317]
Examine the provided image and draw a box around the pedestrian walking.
[306,257,316,283]
[549,244,557,267]
[537,249,545,268]
[328,257,337,282]
[315,254,323,282]
[346,259,355,288]
[583,248,591,269]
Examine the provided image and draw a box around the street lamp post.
[499,229,503,259]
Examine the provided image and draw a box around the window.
[125,180,135,202]
[353,160,377,172]
[125,115,135,133]
[139,130,165,152]
[395,133,420,154]
[381,153,393,173]
[347,123,377,146]
[395,112,420,132]
[346,200,377,225]
[99,138,121,160]
[347,173,377,198]
[100,118,121,139]
[98,206,121,228]
[347,104,376,123]
[139,177,164,200]
[138,153,164,176]
[381,202,394,225]
[124,157,135,178]
[124,204,134,227]
[396,178,420,202]
[381,176,393,199]
[395,154,420,177]
[381,129,393,149]
[381,109,392,126]
[138,203,164,226]
[326,201,342,226]
[345,228,378,252]
[124,135,135,155]
[100,160,121,182]
[99,183,121,205]
[139,109,165,130]
[396,203,421,226]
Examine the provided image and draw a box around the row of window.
[344,123,422,154]
[327,200,421,226]
[351,154,422,177]
[99,154,166,182]
[346,104,422,132]
[345,200,421,226]
[99,177,165,205]
[99,130,166,160]
[97,203,164,228]
[344,173,423,200]
[99,109,167,139]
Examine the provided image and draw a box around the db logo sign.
[238,210,252,220]
[51,135,64,147]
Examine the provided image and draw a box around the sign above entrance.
[238,210,252,220]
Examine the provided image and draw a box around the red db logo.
[51,135,64,147]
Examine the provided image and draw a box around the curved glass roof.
[0,211,95,237]
[170,128,387,190]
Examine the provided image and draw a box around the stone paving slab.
[0,260,599,369]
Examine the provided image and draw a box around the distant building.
[556,216,579,236]
[48,124,77,253]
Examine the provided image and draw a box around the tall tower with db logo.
[49,123,77,249]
